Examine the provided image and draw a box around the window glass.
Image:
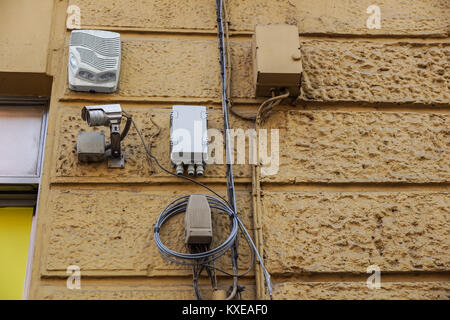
[0,106,45,177]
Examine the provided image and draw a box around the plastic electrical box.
[170,105,208,177]
[68,30,121,93]
[252,24,302,97]
[185,195,213,245]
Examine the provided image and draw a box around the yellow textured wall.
[0,0,54,73]
[29,0,449,299]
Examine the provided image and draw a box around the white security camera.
[81,104,122,127]
[78,104,131,168]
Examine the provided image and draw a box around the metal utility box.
[252,24,302,97]
[185,195,213,245]
[170,105,208,176]
[77,132,105,163]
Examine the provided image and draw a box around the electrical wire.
[146,116,161,174]
[154,195,238,265]
[122,0,276,299]
[257,89,290,124]
[127,114,265,299]
[105,115,132,151]
[124,112,228,205]
[153,194,255,275]
[252,90,289,299]
[216,0,240,300]
[218,3,293,299]
[152,192,264,300]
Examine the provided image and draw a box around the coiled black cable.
[127,112,273,299]
[154,195,238,265]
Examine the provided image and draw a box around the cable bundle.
[154,195,238,266]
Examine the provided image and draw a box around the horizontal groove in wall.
[76,26,449,42]
[39,271,450,284]
[297,34,450,42]
[79,25,220,38]
[272,271,450,283]
[39,275,256,286]
[59,96,220,105]
[58,97,450,113]
[57,100,224,109]
[48,181,252,191]
[41,269,254,279]
[47,181,450,193]
[236,105,450,115]
[261,183,450,192]
[292,100,450,112]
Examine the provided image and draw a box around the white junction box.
[170,105,208,177]
[68,30,121,93]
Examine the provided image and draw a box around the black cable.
[127,110,272,299]
[105,115,132,151]
[155,195,238,264]
[190,244,217,300]
[126,113,229,205]
[216,0,240,300]
[120,115,132,140]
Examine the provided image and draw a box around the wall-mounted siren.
[68,30,121,93]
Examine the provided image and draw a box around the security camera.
[81,104,122,127]
[77,104,131,168]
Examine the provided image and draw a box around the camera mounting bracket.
[106,123,125,168]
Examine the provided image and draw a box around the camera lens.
[86,110,108,126]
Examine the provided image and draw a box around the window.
[0,99,48,183]
[0,97,48,299]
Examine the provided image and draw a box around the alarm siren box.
[68,30,121,93]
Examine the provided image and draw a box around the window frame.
[0,97,49,184]
[0,96,49,299]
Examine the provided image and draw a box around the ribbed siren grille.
[77,47,118,71]
[70,32,121,57]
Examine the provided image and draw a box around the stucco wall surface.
[29,0,449,300]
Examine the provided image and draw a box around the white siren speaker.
[68,30,121,93]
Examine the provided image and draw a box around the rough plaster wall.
[273,282,450,300]
[38,283,256,300]
[31,0,450,299]
[70,0,450,36]
[61,39,450,104]
[262,110,450,183]
[227,0,450,36]
[53,106,253,182]
[262,191,449,274]
[43,188,253,277]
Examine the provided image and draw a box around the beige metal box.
[252,24,302,97]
